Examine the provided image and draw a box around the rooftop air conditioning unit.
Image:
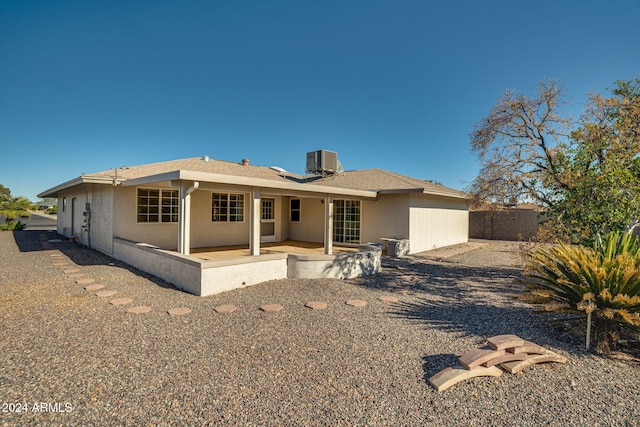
[306,149,339,175]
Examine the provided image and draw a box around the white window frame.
[137,188,179,223]
[212,193,245,222]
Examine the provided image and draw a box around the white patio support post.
[249,188,261,256]
[324,195,333,255]
[178,181,199,255]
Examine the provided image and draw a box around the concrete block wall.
[469,210,547,241]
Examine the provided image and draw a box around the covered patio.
[190,240,360,261]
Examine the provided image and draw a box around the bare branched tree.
[468,80,571,208]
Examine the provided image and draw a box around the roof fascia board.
[378,188,468,199]
[122,170,377,199]
[37,176,115,198]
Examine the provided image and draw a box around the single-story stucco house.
[38,150,469,296]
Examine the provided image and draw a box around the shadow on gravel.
[353,255,582,379]
[13,230,180,292]
[422,353,460,381]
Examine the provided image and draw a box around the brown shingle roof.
[304,168,467,198]
[40,157,467,200]
[84,157,303,182]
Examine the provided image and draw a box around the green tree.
[0,194,32,221]
[470,78,640,243]
[551,79,640,242]
[0,184,11,197]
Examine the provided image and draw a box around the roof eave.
[121,170,378,199]
[37,176,116,198]
[378,188,468,199]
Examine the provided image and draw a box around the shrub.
[0,220,26,231]
[522,232,640,354]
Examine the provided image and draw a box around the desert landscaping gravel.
[2,230,640,426]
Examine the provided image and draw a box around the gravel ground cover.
[1,230,639,426]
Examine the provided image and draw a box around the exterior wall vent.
[306,150,339,175]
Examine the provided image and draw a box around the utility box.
[382,238,410,257]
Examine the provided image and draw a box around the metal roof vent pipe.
[202,155,210,162]
[241,158,250,166]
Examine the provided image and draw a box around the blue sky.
[1,0,638,201]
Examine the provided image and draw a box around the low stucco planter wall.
[288,245,382,279]
[112,238,382,297]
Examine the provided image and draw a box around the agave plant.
[523,232,640,354]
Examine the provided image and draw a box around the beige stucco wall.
[113,184,179,249]
[361,194,410,244]
[408,193,468,253]
[288,197,325,243]
[189,189,251,248]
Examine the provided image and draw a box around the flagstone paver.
[76,278,95,285]
[260,304,284,312]
[110,297,134,306]
[346,299,366,307]
[378,295,398,302]
[95,290,118,297]
[68,273,86,279]
[487,334,525,351]
[482,352,528,367]
[127,306,152,314]
[459,346,506,369]
[84,284,105,291]
[429,365,503,392]
[507,341,548,355]
[214,304,238,314]
[168,307,192,316]
[500,351,567,374]
[305,301,327,310]
[63,269,81,274]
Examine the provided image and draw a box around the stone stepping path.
[214,304,238,314]
[95,290,118,297]
[127,306,152,314]
[378,295,398,303]
[429,334,567,392]
[168,307,192,316]
[260,304,284,312]
[110,297,134,306]
[346,299,366,307]
[76,278,95,285]
[84,284,105,291]
[68,273,86,279]
[63,269,81,274]
[305,301,327,310]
